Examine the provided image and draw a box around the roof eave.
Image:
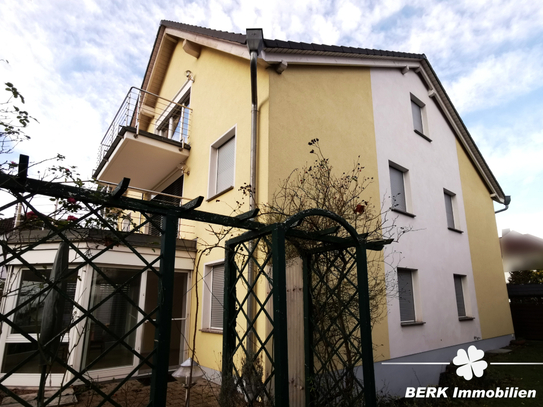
[420,59,506,203]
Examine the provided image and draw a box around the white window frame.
[202,260,225,332]
[444,189,462,232]
[208,126,236,200]
[397,268,422,325]
[155,80,192,128]
[389,162,413,216]
[155,81,192,140]
[410,93,430,141]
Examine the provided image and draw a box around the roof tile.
[160,20,425,60]
[288,41,304,50]
[275,39,291,48]
[311,43,325,52]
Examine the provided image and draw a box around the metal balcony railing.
[96,87,192,167]
[95,181,196,240]
[12,183,197,241]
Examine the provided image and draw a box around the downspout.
[247,29,263,210]
[495,195,511,214]
[246,28,264,352]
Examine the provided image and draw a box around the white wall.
[371,67,482,358]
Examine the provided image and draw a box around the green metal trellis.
[0,156,264,407]
[221,209,391,407]
[0,155,389,407]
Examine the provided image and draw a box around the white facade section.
[370,68,481,358]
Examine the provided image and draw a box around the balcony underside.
[94,127,190,191]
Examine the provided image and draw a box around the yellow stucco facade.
[154,44,393,368]
[456,140,514,339]
[156,41,271,370]
[267,65,390,360]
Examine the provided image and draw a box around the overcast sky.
[1,0,542,238]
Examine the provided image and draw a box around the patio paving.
[1,378,221,407]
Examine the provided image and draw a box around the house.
[1,21,514,395]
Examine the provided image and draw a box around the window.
[149,176,184,236]
[2,268,77,374]
[444,191,455,228]
[411,100,423,133]
[444,190,461,232]
[203,262,225,331]
[83,268,141,370]
[454,275,467,318]
[389,164,412,215]
[208,126,236,199]
[397,269,416,323]
[411,94,430,141]
[156,82,192,143]
[13,269,76,335]
[169,102,191,143]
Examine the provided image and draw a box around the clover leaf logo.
[453,345,488,380]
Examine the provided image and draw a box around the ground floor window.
[82,268,141,371]
[0,263,190,386]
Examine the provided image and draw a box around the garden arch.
[222,209,391,406]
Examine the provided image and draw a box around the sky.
[1,0,542,238]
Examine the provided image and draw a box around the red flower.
[67,215,78,221]
[25,211,37,219]
[354,204,365,214]
[67,197,77,204]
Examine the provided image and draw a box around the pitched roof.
[161,20,425,60]
[146,20,506,203]
[162,20,246,44]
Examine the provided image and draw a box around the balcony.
[93,87,192,191]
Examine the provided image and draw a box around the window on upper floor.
[398,268,418,324]
[411,94,430,141]
[444,189,462,232]
[208,126,236,199]
[156,84,191,143]
[389,163,414,216]
[171,101,191,143]
[453,274,468,319]
[202,261,225,332]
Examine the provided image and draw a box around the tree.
[255,139,407,405]
[508,269,543,285]
[261,138,406,326]
[0,81,37,161]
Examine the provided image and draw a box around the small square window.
[444,192,455,229]
[398,269,416,323]
[411,100,423,133]
[454,275,466,318]
[444,190,461,232]
[390,167,406,212]
[389,164,413,216]
[411,95,430,141]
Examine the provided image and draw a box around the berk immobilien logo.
[383,345,542,399]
